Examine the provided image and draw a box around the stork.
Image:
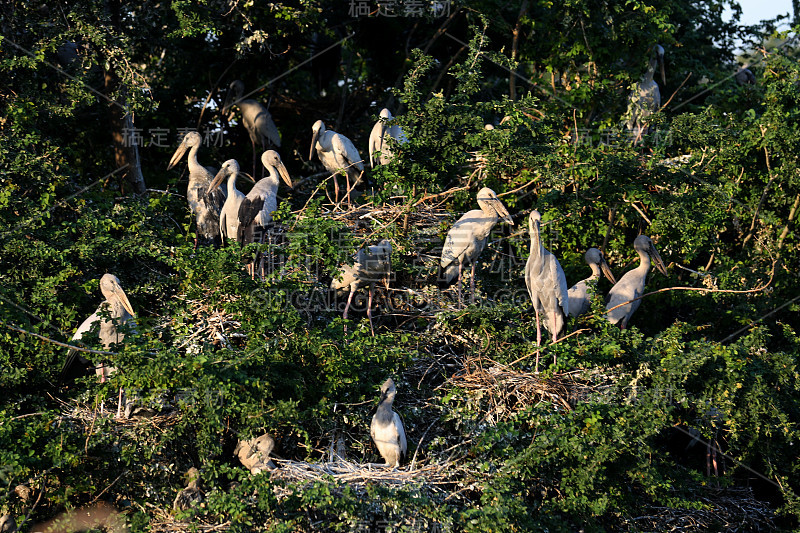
[568,248,616,317]
[438,188,514,306]
[525,210,569,372]
[605,235,668,328]
[626,44,665,142]
[368,108,407,167]
[173,468,204,513]
[237,150,293,277]
[167,131,226,246]
[370,378,407,468]
[310,120,364,205]
[206,159,255,245]
[234,433,278,474]
[223,80,281,178]
[331,239,392,336]
[60,274,136,417]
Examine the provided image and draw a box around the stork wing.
[254,109,281,147]
[237,194,265,244]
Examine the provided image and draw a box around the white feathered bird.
[223,80,281,177]
[331,239,392,336]
[605,235,667,329]
[206,159,255,244]
[438,187,514,305]
[525,210,569,372]
[167,131,226,246]
[626,44,665,141]
[370,378,407,468]
[310,120,364,204]
[368,108,407,167]
[568,248,616,317]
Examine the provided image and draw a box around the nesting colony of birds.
[7,33,790,531]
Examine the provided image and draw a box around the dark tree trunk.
[104,71,146,195]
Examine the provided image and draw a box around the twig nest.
[234,433,277,474]
[172,467,204,512]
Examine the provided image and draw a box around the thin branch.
[1,321,117,356]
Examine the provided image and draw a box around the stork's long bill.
[167,140,189,170]
[600,256,617,284]
[309,130,320,161]
[649,241,668,276]
[112,284,135,317]
[277,161,293,188]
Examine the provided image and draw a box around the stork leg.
[342,289,355,333]
[344,173,352,206]
[333,175,340,206]
[470,261,477,305]
[367,283,375,336]
[551,310,559,368]
[251,138,258,179]
[456,262,462,309]
[116,387,125,419]
[533,305,542,374]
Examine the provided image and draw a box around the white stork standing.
[60,274,136,417]
[370,378,407,468]
[605,235,668,329]
[330,239,392,336]
[525,210,569,372]
[438,187,514,306]
[167,131,226,246]
[223,80,281,178]
[568,248,617,317]
[626,44,665,142]
[237,150,293,277]
[206,159,255,245]
[310,120,364,205]
[368,108,408,167]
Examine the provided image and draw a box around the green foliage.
[1,1,799,531]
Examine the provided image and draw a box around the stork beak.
[600,256,617,284]
[309,130,319,161]
[649,242,668,276]
[492,199,514,225]
[167,141,188,170]
[660,57,666,86]
[277,161,293,189]
[222,90,235,116]
[239,172,256,184]
[208,167,228,193]
[114,285,135,317]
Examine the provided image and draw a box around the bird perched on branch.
[605,235,667,328]
[568,248,616,317]
[223,80,281,178]
[331,239,392,336]
[310,120,364,205]
[439,188,514,306]
[61,274,135,383]
[625,44,665,142]
[237,150,293,278]
[370,378,407,468]
[167,131,226,246]
[368,108,407,167]
[206,159,255,245]
[61,274,136,417]
[525,210,569,372]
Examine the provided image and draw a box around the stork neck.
[187,143,203,175]
[588,262,601,280]
[529,219,541,255]
[637,248,652,272]
[227,173,239,196]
